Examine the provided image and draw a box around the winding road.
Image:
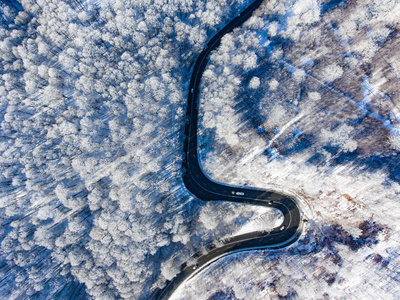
[151,1,303,299]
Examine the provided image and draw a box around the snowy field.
[1,0,399,299]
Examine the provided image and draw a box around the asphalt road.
[151,1,303,299]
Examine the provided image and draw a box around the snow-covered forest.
[196,0,400,298]
[0,0,267,298]
[1,0,399,299]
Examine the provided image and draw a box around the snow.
[248,76,260,89]
[0,0,262,298]
[194,0,400,298]
[322,64,344,83]
[267,78,278,91]
[0,0,399,299]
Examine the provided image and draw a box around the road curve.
[151,1,303,299]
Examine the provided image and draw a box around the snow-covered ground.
[0,0,399,299]
[195,0,400,298]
